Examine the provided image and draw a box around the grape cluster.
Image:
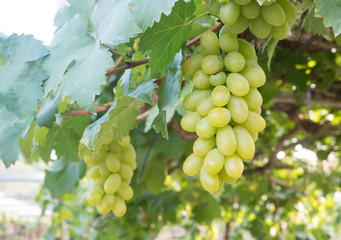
[213,0,297,40]
[181,30,266,195]
[84,130,136,217]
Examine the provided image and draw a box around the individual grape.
[216,125,237,156]
[87,186,104,205]
[119,163,133,181]
[118,136,130,147]
[240,66,266,88]
[104,173,121,194]
[219,25,238,38]
[209,71,227,86]
[253,106,262,115]
[99,162,111,178]
[233,126,255,160]
[211,174,224,195]
[240,111,266,132]
[204,148,225,174]
[224,154,244,178]
[208,107,231,127]
[200,167,220,193]
[201,55,224,74]
[241,0,261,19]
[196,117,217,139]
[208,0,221,16]
[193,137,216,157]
[121,144,137,170]
[103,129,114,145]
[94,176,107,187]
[237,39,257,60]
[234,0,251,5]
[112,197,126,217]
[211,86,230,106]
[249,15,271,39]
[270,23,290,40]
[193,70,211,89]
[196,97,215,117]
[228,15,250,34]
[245,58,258,68]
[226,73,250,97]
[261,3,286,26]
[105,153,120,172]
[183,53,206,76]
[97,194,116,214]
[91,150,107,166]
[183,89,211,111]
[219,34,239,53]
[227,96,249,123]
[224,52,245,73]
[181,112,202,132]
[243,88,263,111]
[88,165,101,179]
[183,153,204,176]
[220,1,240,25]
[118,182,133,200]
[107,141,122,153]
[250,131,258,142]
[277,0,297,23]
[220,168,237,184]
[200,31,220,55]
[84,156,98,168]
[262,0,272,6]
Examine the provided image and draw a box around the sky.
[0,0,67,45]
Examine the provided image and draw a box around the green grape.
[200,31,220,55]
[261,3,286,26]
[241,111,266,132]
[228,15,250,34]
[254,106,262,115]
[88,165,101,179]
[227,96,249,123]
[97,194,115,214]
[241,0,260,19]
[121,144,137,170]
[211,174,224,195]
[224,52,245,73]
[183,89,211,111]
[208,107,231,127]
[219,34,239,53]
[245,58,258,67]
[90,150,107,166]
[220,1,240,25]
[112,197,126,217]
[233,126,255,160]
[103,129,114,145]
[118,136,130,147]
[270,23,289,40]
[234,0,251,5]
[183,153,204,176]
[219,25,238,38]
[183,53,206,76]
[201,55,224,74]
[196,117,217,139]
[203,148,225,175]
[241,66,266,88]
[181,112,202,132]
[250,131,258,142]
[216,125,237,156]
[224,154,244,178]
[119,163,133,181]
[217,0,228,2]
[99,162,111,178]
[87,186,104,205]
[84,156,97,167]
[243,87,263,111]
[106,153,120,172]
[211,86,230,107]
[193,70,211,89]
[104,173,121,194]
[118,182,133,200]
[196,97,215,117]
[200,167,220,193]
[219,168,237,184]
[249,15,271,39]
[193,137,216,157]
[237,39,257,60]
[94,176,107,187]
[262,0,273,6]
[209,71,227,86]
[208,0,221,16]
[107,140,122,153]
[277,0,297,23]
[226,73,250,97]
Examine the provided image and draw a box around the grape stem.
[100,42,133,63]
[137,132,157,183]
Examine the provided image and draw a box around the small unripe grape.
[226,73,250,96]
[204,148,225,175]
[107,141,122,153]
[261,3,286,26]
[104,173,121,194]
[224,52,245,73]
[196,117,217,139]
[211,86,230,106]
[197,97,215,117]
[234,0,251,5]
[118,182,133,200]
[181,112,202,132]
[103,129,114,145]
[200,31,220,55]
[183,53,206,76]
[249,15,271,39]
[224,154,244,178]
[87,186,104,205]
[106,153,121,172]
[241,0,260,19]
[237,39,256,60]
[216,125,237,156]
[121,144,137,170]
[112,197,126,217]
[193,137,216,157]
[200,167,220,193]
[219,168,237,184]
[201,55,224,75]
[250,131,258,142]
[241,66,266,88]
[193,70,211,89]
[88,165,101,179]
[183,89,211,111]
[233,126,255,160]
[211,174,224,195]
[243,88,263,111]
[119,163,133,181]
[209,71,227,86]
[220,1,240,25]
[118,136,130,147]
[208,107,231,127]
[228,15,250,34]
[183,153,204,176]
[241,111,266,132]
[99,162,111,178]
[270,23,290,40]
[277,0,297,23]
[227,96,249,123]
[219,34,239,53]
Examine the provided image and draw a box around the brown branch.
[69,102,113,116]
[169,119,197,141]
[224,197,239,240]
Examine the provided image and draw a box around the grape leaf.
[35,93,61,128]
[304,4,329,36]
[315,0,341,36]
[130,0,178,31]
[266,38,279,71]
[194,0,208,16]
[79,96,142,157]
[19,121,37,159]
[43,15,113,111]
[139,0,195,72]
[92,0,141,46]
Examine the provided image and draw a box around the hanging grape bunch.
[84,130,136,217]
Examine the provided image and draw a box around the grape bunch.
[84,130,136,217]
[181,30,266,195]
[212,0,297,40]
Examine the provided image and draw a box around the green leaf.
[43,15,113,111]
[139,0,195,72]
[130,0,178,31]
[315,0,341,36]
[141,157,166,194]
[194,0,208,16]
[45,157,86,197]
[35,93,61,127]
[92,0,141,46]
[304,4,329,36]
[127,79,158,105]
[34,126,49,147]
[19,121,37,159]
[266,38,279,71]
[79,96,142,157]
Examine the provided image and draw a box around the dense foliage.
[0,0,341,239]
